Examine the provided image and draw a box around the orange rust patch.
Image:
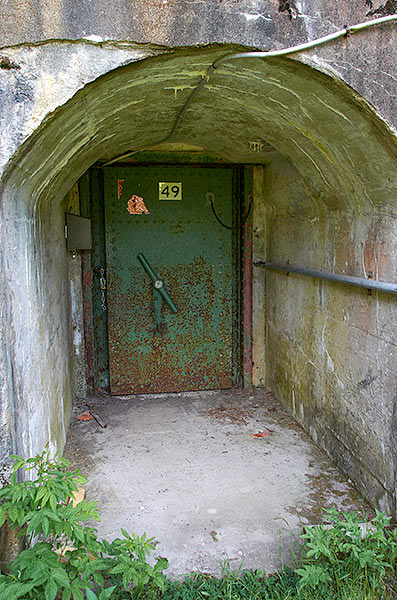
[127,194,150,215]
[117,179,124,200]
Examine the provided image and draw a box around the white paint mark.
[315,97,351,123]
[266,95,290,111]
[83,35,106,42]
[164,85,196,100]
[290,138,331,189]
[249,141,267,152]
[361,243,367,278]
[241,12,272,22]
[380,71,397,82]
[321,323,345,389]
[310,427,318,443]
[326,353,334,372]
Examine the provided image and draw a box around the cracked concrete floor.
[64,387,372,577]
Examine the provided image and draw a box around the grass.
[152,507,397,600]
[160,567,300,600]
[111,563,397,600]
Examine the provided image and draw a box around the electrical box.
[65,213,92,250]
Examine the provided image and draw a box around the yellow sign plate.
[159,182,182,201]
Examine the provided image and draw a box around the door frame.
[80,154,253,393]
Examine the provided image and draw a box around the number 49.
[159,182,182,200]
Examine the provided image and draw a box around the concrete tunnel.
[0,45,396,517]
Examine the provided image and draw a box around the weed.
[296,507,397,597]
[0,449,168,599]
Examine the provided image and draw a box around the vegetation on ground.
[0,451,395,599]
[0,450,167,599]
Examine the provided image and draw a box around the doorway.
[82,160,251,395]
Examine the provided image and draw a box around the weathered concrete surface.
[64,185,87,398]
[64,388,372,576]
[1,43,395,207]
[258,155,397,516]
[0,1,396,127]
[252,166,267,387]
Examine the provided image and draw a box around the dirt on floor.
[64,386,372,577]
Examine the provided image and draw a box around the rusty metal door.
[104,166,234,394]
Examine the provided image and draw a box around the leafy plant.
[295,507,397,594]
[102,530,168,598]
[85,587,117,600]
[0,449,168,599]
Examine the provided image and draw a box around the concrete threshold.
[63,387,372,577]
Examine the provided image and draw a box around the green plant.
[0,449,168,599]
[85,586,117,600]
[295,507,397,595]
[101,530,168,598]
[1,451,396,600]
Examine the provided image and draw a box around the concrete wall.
[255,156,397,514]
[0,181,75,472]
[65,185,87,398]
[1,0,396,129]
[0,43,153,477]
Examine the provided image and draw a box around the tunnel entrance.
[1,43,395,516]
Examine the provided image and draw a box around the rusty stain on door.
[104,166,234,394]
[126,194,150,214]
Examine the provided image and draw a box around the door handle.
[137,253,178,314]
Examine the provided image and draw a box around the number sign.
[159,182,182,201]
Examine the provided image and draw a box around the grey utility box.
[65,213,92,250]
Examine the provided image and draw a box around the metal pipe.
[212,15,397,68]
[103,14,396,166]
[254,261,397,294]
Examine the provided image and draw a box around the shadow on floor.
[64,386,372,576]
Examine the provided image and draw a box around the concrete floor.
[64,387,371,577]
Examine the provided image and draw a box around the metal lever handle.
[137,253,178,314]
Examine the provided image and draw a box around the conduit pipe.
[212,14,397,65]
[254,261,397,294]
[104,14,397,165]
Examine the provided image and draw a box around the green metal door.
[104,166,234,394]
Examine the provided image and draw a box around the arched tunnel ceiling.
[4,45,397,215]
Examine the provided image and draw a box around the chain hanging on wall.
[99,267,107,311]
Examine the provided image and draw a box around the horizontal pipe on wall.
[254,261,397,295]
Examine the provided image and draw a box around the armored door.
[104,166,234,394]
